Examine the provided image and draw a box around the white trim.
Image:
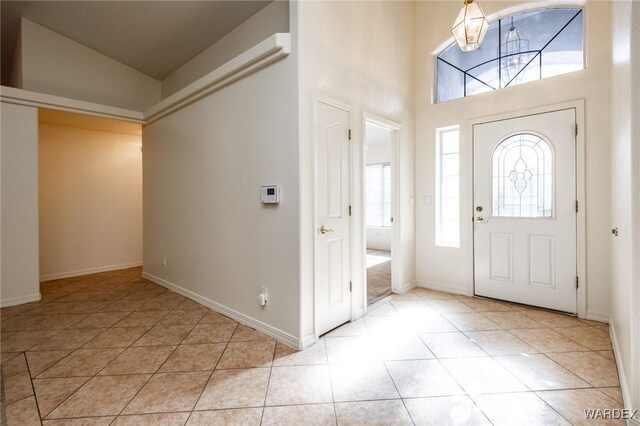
[300,334,318,350]
[363,113,401,131]
[144,33,291,124]
[395,282,417,295]
[585,311,610,324]
[0,86,144,123]
[467,99,587,318]
[362,112,403,315]
[1,293,41,308]
[609,317,638,424]
[417,280,474,297]
[142,272,301,350]
[39,261,143,282]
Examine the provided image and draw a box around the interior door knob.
[320,226,334,234]
[476,217,488,223]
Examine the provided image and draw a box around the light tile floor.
[0,268,627,425]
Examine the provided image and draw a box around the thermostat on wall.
[261,185,280,204]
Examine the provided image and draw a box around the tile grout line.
[112,310,229,419]
[185,321,239,424]
[323,340,340,426]
[4,272,621,424]
[25,273,180,421]
[23,351,48,425]
[258,339,279,425]
[381,360,416,425]
[16,277,146,421]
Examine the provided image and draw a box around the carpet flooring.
[367,250,392,305]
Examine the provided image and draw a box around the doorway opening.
[38,108,143,286]
[364,118,396,305]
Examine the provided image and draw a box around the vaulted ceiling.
[1,1,271,84]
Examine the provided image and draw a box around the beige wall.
[626,1,640,409]
[1,102,40,306]
[19,18,161,111]
[38,110,142,280]
[161,1,290,98]
[143,4,300,342]
[632,1,640,413]
[610,0,632,409]
[414,1,613,321]
[298,1,416,340]
[610,0,640,414]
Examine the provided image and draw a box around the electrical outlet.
[162,256,167,267]
[259,287,269,306]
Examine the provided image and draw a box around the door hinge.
[576,200,579,213]
[576,276,579,289]
[348,129,352,140]
[575,124,578,137]
[349,281,353,292]
[390,217,394,223]
[348,205,352,216]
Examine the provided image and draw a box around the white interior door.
[316,100,352,335]
[473,109,577,313]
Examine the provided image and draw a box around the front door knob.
[320,226,334,234]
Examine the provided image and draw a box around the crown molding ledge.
[0,85,144,123]
[143,33,290,124]
[1,32,291,126]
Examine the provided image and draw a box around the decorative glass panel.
[492,134,553,217]
[436,8,584,103]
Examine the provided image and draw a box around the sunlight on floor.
[366,253,391,268]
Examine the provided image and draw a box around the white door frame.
[312,95,354,339]
[468,100,587,318]
[362,112,402,312]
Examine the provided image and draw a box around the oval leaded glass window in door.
[492,134,553,217]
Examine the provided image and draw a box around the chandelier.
[500,17,530,86]
[451,0,490,52]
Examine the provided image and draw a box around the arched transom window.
[436,8,584,103]
[492,134,553,218]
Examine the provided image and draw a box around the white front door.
[473,109,577,313]
[316,100,352,335]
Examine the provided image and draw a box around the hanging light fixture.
[451,0,490,52]
[500,17,529,86]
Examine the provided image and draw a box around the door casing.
[468,100,587,318]
[362,112,402,313]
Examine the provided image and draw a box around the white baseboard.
[353,308,365,321]
[1,293,41,308]
[395,281,416,295]
[416,280,473,297]
[142,272,301,349]
[300,334,318,350]
[585,310,610,323]
[40,261,143,282]
[609,316,638,423]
